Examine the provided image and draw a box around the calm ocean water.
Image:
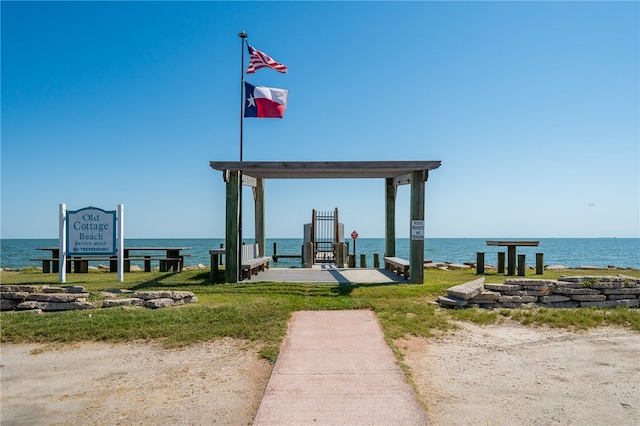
[1,238,638,270]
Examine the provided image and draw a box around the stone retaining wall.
[1,285,197,313]
[437,275,640,309]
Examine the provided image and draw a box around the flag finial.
[238,31,247,39]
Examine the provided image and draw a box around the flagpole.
[238,31,247,281]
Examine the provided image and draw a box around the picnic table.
[32,247,191,273]
[486,240,539,276]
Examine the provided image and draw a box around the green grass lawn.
[2,267,639,361]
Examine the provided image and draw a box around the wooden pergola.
[209,161,442,284]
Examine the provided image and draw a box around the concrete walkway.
[252,310,430,425]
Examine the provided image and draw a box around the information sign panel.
[411,220,425,241]
[66,207,116,255]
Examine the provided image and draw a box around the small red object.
[351,231,359,239]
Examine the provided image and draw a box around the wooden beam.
[242,174,257,188]
[392,173,411,187]
[210,161,442,179]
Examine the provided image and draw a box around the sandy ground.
[398,322,640,426]
[2,324,639,425]
[0,339,272,426]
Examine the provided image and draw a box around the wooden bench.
[384,256,410,279]
[241,244,271,280]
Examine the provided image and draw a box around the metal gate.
[311,208,339,263]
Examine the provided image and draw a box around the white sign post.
[59,203,67,283]
[117,204,124,282]
[411,220,425,241]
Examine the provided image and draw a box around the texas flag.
[244,81,288,118]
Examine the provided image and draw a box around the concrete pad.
[250,267,409,284]
[252,310,429,425]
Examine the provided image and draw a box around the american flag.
[246,45,287,74]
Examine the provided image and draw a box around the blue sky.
[2,1,638,239]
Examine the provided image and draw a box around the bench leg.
[42,260,51,274]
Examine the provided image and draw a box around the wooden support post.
[225,170,240,283]
[273,242,278,262]
[335,242,346,268]
[303,242,314,268]
[497,252,505,274]
[385,178,396,257]
[373,253,380,268]
[517,254,526,276]
[210,252,221,283]
[536,252,544,275]
[476,252,485,275]
[409,170,425,284]
[360,254,366,268]
[507,246,516,276]
[253,178,265,257]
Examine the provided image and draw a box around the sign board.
[411,220,424,241]
[67,207,116,255]
[351,231,359,239]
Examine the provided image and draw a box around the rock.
[102,298,145,308]
[500,290,526,296]
[553,287,601,295]
[580,300,639,308]
[499,302,537,309]
[18,300,94,311]
[539,295,571,303]
[171,291,195,300]
[16,301,43,310]
[579,265,604,270]
[484,283,521,292]
[145,298,176,309]
[505,279,556,287]
[469,291,501,302]
[98,264,110,270]
[130,265,142,272]
[184,296,198,304]
[499,295,538,303]
[134,291,173,300]
[1,299,21,310]
[522,289,552,296]
[42,285,86,293]
[28,293,90,302]
[570,294,607,302]
[436,296,468,307]
[1,285,39,293]
[446,277,485,300]
[540,301,580,308]
[0,292,30,300]
[618,275,640,286]
[446,263,471,270]
[607,294,640,300]
[596,287,640,294]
